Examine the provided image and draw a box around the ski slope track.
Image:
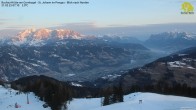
[68,92,196,110]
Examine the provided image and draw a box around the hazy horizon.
[0,22,196,40]
[0,0,196,40]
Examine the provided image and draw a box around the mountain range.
[1,28,93,46]
[145,32,196,52]
[0,29,196,84]
[0,28,156,82]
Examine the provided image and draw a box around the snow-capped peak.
[33,28,52,39]
[17,28,36,41]
[150,32,196,40]
[9,28,87,46]
[16,28,82,40]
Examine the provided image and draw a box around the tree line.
[11,75,100,110]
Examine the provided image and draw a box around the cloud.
[51,22,97,30]
[0,18,11,27]
[3,25,34,30]
[0,18,10,21]
[48,22,98,35]
[51,22,196,40]
[4,26,24,29]
[61,22,96,27]
[0,22,4,25]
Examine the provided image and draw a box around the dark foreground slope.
[119,47,196,96]
[11,75,100,110]
[90,47,196,97]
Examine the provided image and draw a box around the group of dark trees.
[11,75,72,110]
[11,75,100,110]
[101,77,196,106]
[101,84,124,106]
[10,75,125,109]
[127,81,196,98]
[0,80,3,85]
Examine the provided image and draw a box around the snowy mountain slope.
[0,85,50,110]
[0,40,154,82]
[67,92,196,110]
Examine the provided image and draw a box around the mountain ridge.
[7,28,90,46]
[145,32,196,52]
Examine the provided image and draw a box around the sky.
[0,0,196,38]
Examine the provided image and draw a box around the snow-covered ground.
[1,85,196,110]
[168,60,195,69]
[68,92,196,110]
[0,85,50,110]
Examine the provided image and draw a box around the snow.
[24,65,32,70]
[178,54,187,56]
[37,60,48,66]
[67,92,196,110]
[28,39,46,46]
[70,82,83,87]
[8,53,17,57]
[68,98,101,110]
[168,61,195,69]
[187,66,195,69]
[168,61,183,68]
[0,85,50,110]
[9,28,84,46]
[1,84,196,110]
[11,57,25,63]
[30,63,40,67]
[34,50,40,54]
[50,54,60,58]
[101,74,121,80]
[182,58,192,62]
[66,74,75,77]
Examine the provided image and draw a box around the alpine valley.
[0,28,157,82]
[1,28,196,110]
